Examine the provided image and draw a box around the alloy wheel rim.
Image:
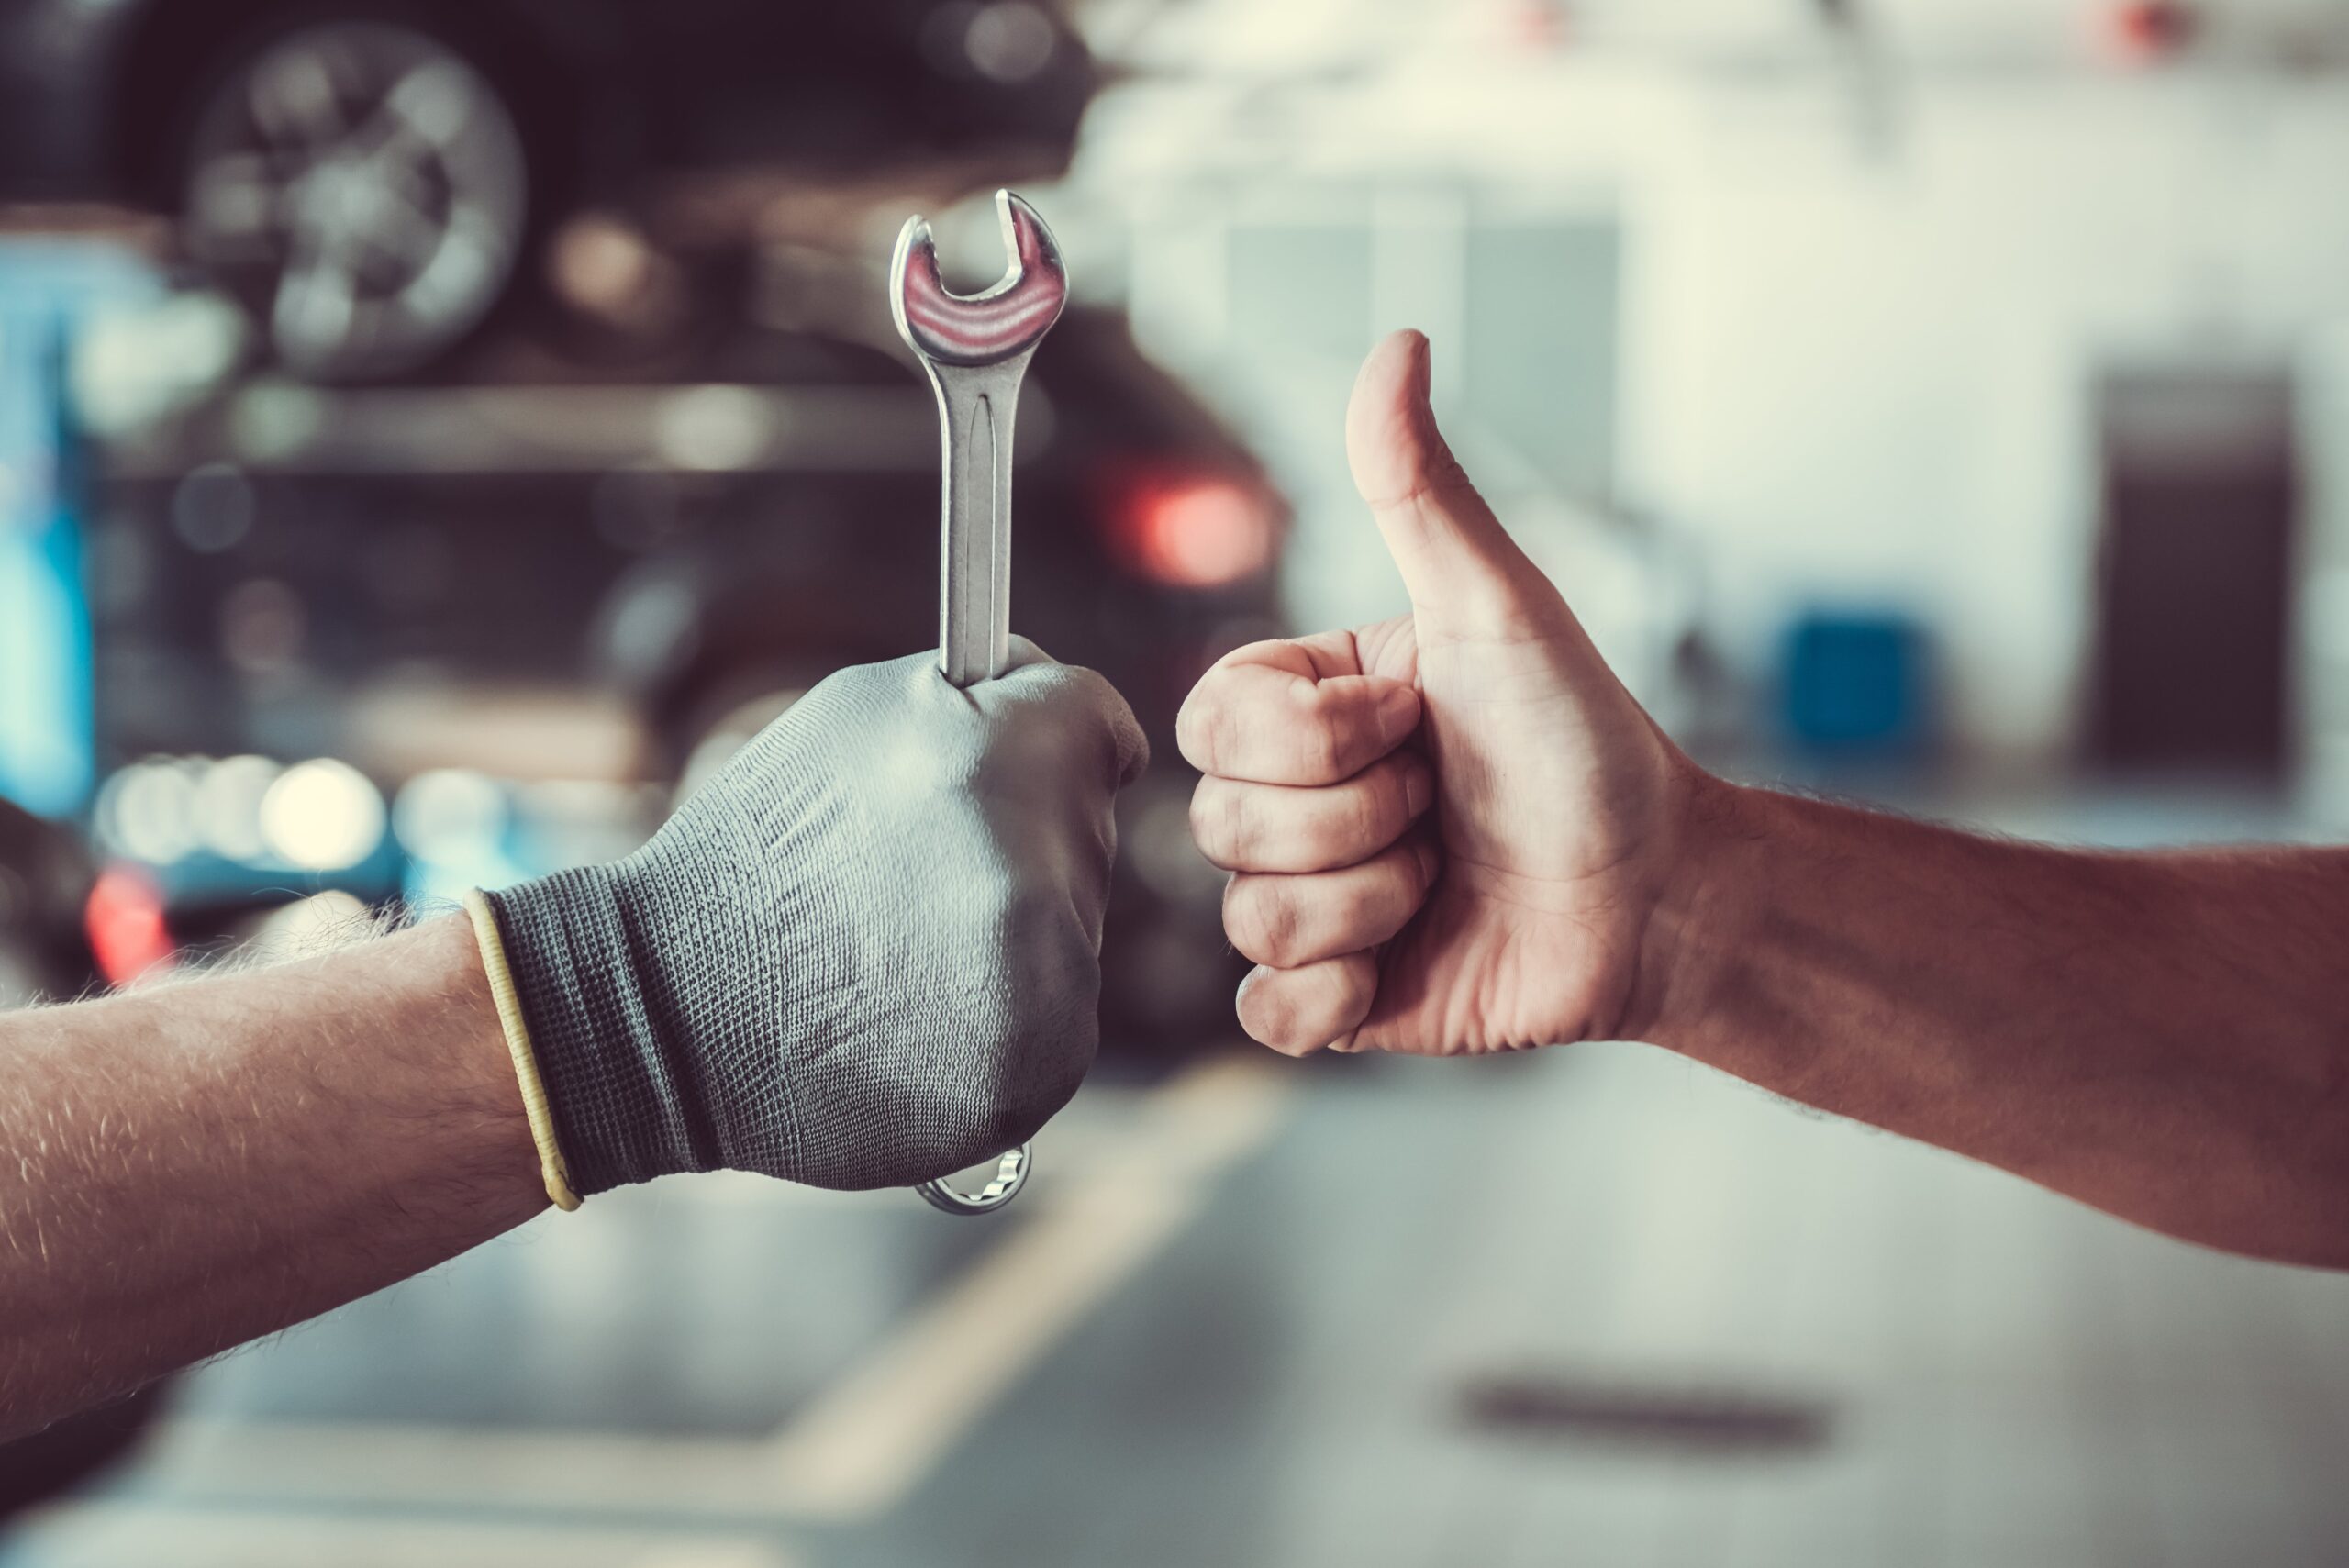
[184,22,528,379]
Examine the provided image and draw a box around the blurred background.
[4,0,2349,1563]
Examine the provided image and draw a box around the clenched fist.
[487,642,1148,1193]
[1179,330,1708,1055]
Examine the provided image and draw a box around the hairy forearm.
[1641,781,2349,1266]
[0,917,544,1438]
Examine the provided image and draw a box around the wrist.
[350,916,551,1224]
[484,863,687,1195]
[1618,767,1769,1050]
[462,891,583,1210]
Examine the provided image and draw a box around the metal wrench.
[890,189,1069,1215]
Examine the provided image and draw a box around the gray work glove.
[483,641,1148,1195]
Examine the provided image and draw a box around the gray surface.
[9,784,2349,1567]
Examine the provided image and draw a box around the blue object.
[1782,610,1932,756]
[0,241,156,816]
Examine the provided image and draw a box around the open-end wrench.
[889,188,1069,1215]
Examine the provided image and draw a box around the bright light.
[98,759,200,864]
[195,754,282,862]
[394,768,507,862]
[260,759,386,872]
[657,386,774,471]
[1116,476,1276,589]
[86,865,175,986]
[966,2,1058,83]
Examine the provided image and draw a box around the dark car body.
[0,0,1096,206]
[0,0,1103,379]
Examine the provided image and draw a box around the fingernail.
[1414,838,1442,885]
[1376,686,1419,745]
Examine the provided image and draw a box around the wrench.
[889,188,1069,1215]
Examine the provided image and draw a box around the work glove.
[475,641,1147,1198]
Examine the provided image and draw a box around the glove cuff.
[462,890,581,1212]
[482,865,711,1195]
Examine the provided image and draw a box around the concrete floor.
[7,782,2349,1567]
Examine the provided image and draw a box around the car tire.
[176,12,537,383]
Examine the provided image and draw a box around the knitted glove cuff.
[484,865,717,1195]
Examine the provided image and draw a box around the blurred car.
[0,0,1096,379]
[0,796,94,1008]
[83,288,1286,1052]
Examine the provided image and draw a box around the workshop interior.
[4,0,2349,1563]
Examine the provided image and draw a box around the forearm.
[0,917,544,1437]
[1641,780,2349,1266]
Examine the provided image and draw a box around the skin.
[0,647,1137,1442]
[0,917,541,1440]
[1181,328,2349,1270]
[6,336,2343,1447]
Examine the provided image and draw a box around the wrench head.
[890,189,1069,369]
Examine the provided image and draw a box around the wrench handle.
[929,356,1029,687]
[888,195,1064,1218]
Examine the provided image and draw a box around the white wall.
[1630,75,2349,760]
[1069,43,2349,762]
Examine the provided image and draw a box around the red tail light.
[2099,2,2197,64]
[1105,469,1278,589]
[86,864,176,986]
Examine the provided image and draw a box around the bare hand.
[1178,330,1705,1055]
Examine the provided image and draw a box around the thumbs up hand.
[1178,330,1710,1056]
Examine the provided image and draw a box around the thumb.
[1345,330,1556,638]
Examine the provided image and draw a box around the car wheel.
[178,17,532,383]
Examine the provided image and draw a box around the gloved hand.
[480,641,1147,1196]
[1177,330,1699,1056]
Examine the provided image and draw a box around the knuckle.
[1299,711,1345,784]
[1286,685,1346,782]
[1208,700,1252,781]
[1239,968,1330,1055]
[1186,780,1219,856]
[1033,667,1128,748]
[1219,784,1258,867]
[1308,764,1397,865]
[1063,662,1120,715]
[1188,779,1252,867]
[1223,876,1304,966]
[1174,693,1218,773]
[1239,961,1373,1056]
[1237,974,1302,1050]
